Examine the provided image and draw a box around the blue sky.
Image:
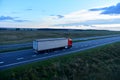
[0,0,120,30]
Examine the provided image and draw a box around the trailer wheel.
[65,46,68,49]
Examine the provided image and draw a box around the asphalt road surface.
[1,34,120,50]
[0,35,120,70]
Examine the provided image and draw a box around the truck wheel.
[65,46,68,49]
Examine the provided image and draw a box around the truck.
[33,38,72,53]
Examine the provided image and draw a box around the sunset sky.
[0,0,120,31]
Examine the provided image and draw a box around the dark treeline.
[0,28,109,32]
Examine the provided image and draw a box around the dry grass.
[0,30,120,45]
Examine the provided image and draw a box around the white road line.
[0,39,120,69]
[16,57,24,60]
[0,61,4,64]
[32,55,37,57]
[45,53,48,54]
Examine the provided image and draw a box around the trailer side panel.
[33,38,68,52]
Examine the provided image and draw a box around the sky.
[0,0,120,31]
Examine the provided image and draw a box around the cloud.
[0,16,14,21]
[50,15,64,19]
[89,3,120,15]
[56,15,64,18]
[45,10,102,25]
[0,16,29,22]
[40,2,120,28]
[56,18,120,26]
[13,20,29,22]
[45,9,120,26]
[89,7,107,11]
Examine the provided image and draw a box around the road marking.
[0,61,4,64]
[1,36,120,69]
[16,57,24,60]
[32,55,37,57]
[1,39,120,69]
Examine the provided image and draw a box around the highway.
[0,35,120,70]
[0,34,120,50]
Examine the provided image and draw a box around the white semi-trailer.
[33,38,72,53]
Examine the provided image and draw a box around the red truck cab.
[68,38,72,48]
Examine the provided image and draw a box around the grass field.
[1,30,120,45]
[0,41,120,80]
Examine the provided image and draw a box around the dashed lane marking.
[0,61,4,64]
[32,55,37,57]
[16,57,24,60]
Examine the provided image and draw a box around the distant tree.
[16,28,20,31]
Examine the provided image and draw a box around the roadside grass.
[1,30,120,45]
[0,42,120,80]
